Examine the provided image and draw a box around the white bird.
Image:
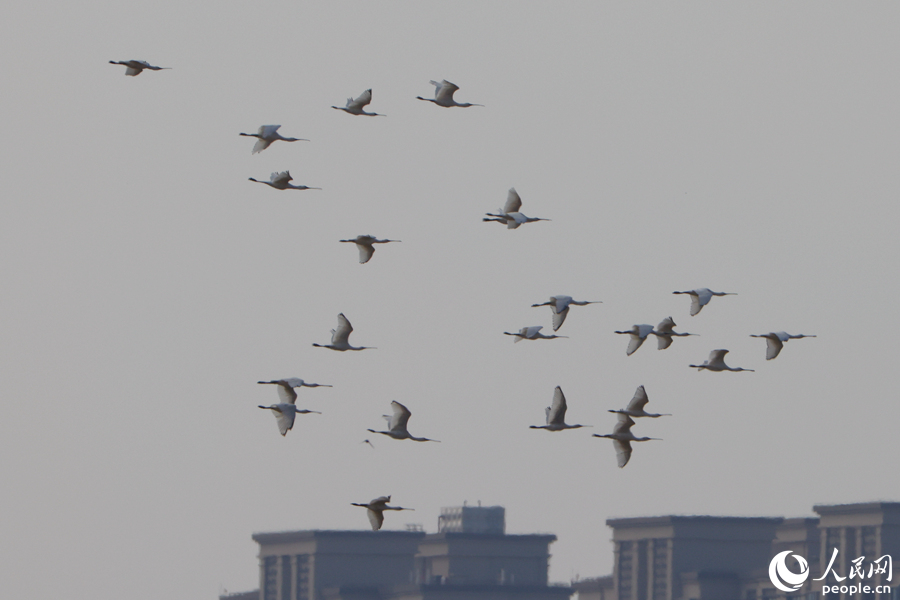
[313,313,375,351]
[239,125,308,154]
[416,80,483,108]
[257,380,324,436]
[257,378,333,402]
[531,295,601,331]
[651,316,697,350]
[529,386,590,431]
[340,235,400,264]
[503,326,567,342]
[484,188,549,229]
[689,349,754,372]
[109,60,170,76]
[592,413,660,468]
[614,324,656,356]
[248,171,321,191]
[673,288,736,316]
[750,331,816,360]
[351,496,414,531]
[332,89,384,116]
[367,401,439,442]
[609,385,671,419]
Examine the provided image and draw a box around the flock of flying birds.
[111,59,817,530]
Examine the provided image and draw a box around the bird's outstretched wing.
[765,337,784,360]
[367,508,383,531]
[503,188,523,214]
[348,89,373,111]
[358,243,375,264]
[275,406,296,436]
[614,439,633,468]
[551,308,569,332]
[389,401,412,432]
[332,314,353,345]
[546,386,567,425]
[433,79,459,103]
[626,386,649,412]
[271,171,292,184]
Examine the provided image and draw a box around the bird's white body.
[248,171,320,191]
[673,288,736,316]
[416,80,482,108]
[615,324,656,356]
[109,60,170,76]
[503,326,567,342]
[530,386,590,431]
[340,235,400,264]
[609,385,671,419]
[239,125,308,154]
[750,331,816,360]
[690,349,754,372]
[532,295,601,331]
[484,188,549,229]
[256,379,326,436]
[313,313,374,351]
[367,401,439,442]
[333,89,384,116]
[651,316,697,350]
[592,413,660,468]
[351,496,413,531]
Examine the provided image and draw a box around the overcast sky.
[2,2,899,599]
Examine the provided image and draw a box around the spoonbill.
[367,401,439,442]
[351,496,414,531]
[530,386,590,431]
[593,413,660,468]
[531,295,601,331]
[333,89,384,116]
[609,385,671,419]
[614,324,656,356]
[673,288,736,316]
[484,188,549,229]
[750,332,816,360]
[503,326,567,342]
[313,313,375,351]
[340,235,400,264]
[416,80,482,107]
[248,171,320,191]
[239,125,308,154]
[109,60,170,76]
[257,378,333,404]
[257,382,323,436]
[689,349,754,372]
[651,316,697,350]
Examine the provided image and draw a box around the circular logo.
[769,551,810,593]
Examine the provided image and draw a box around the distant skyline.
[2,3,899,600]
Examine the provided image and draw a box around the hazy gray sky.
[2,2,899,599]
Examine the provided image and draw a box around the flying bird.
[257,378,333,403]
[239,125,308,154]
[332,89,384,116]
[351,496,414,531]
[750,331,816,360]
[416,80,483,107]
[614,324,656,356]
[592,413,660,468]
[672,288,736,316]
[248,171,320,191]
[531,295,601,331]
[503,326,567,342]
[530,386,590,431]
[257,380,323,436]
[340,235,400,264]
[690,349,754,372]
[313,313,375,351]
[484,188,549,229]
[109,60,170,76]
[367,401,439,442]
[651,316,697,350]
[609,385,671,419]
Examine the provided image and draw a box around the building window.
[295,555,310,600]
[263,556,278,600]
[281,556,292,600]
